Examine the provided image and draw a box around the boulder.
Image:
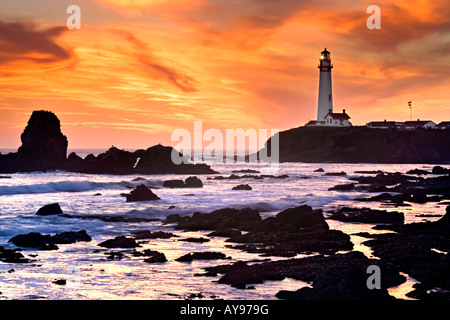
[98,236,139,248]
[0,246,30,263]
[328,183,355,191]
[125,184,160,202]
[232,184,252,190]
[163,176,203,188]
[8,230,92,250]
[176,252,227,262]
[36,203,63,216]
[131,230,176,239]
[324,171,346,176]
[328,207,404,224]
[314,168,324,172]
[141,250,167,263]
[275,205,328,230]
[432,166,450,175]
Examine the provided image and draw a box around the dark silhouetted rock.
[141,250,167,263]
[51,230,92,244]
[98,236,139,248]
[53,279,66,285]
[324,171,346,176]
[175,207,262,231]
[125,184,160,202]
[328,183,355,191]
[314,168,324,172]
[0,111,68,172]
[328,207,404,224]
[432,166,450,175]
[179,237,210,243]
[232,169,259,174]
[8,230,91,250]
[9,232,52,248]
[131,230,176,240]
[232,184,252,190]
[208,228,242,237]
[163,176,203,188]
[406,168,430,175]
[176,252,227,262]
[0,246,30,263]
[36,203,63,216]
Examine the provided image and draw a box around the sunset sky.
[0,0,449,149]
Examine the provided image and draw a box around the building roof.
[437,121,450,127]
[325,110,350,121]
[404,120,435,126]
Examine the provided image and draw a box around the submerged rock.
[0,246,30,263]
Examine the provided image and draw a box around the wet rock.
[53,279,66,285]
[328,207,404,224]
[179,237,210,243]
[8,230,91,250]
[163,176,203,188]
[207,252,403,297]
[328,183,355,191]
[0,246,30,263]
[142,250,167,263]
[36,203,63,216]
[432,166,450,175]
[314,168,324,172]
[165,214,183,224]
[98,236,139,248]
[406,168,430,175]
[363,206,450,297]
[9,232,52,248]
[176,252,227,262]
[232,169,259,174]
[207,228,242,237]
[131,230,177,240]
[232,184,252,190]
[105,251,124,260]
[174,207,262,231]
[125,184,160,202]
[324,171,346,176]
[51,230,92,244]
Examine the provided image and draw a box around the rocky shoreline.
[1,165,449,300]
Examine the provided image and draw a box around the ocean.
[0,151,447,300]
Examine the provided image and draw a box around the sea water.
[0,155,447,300]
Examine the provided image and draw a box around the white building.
[404,120,436,130]
[306,48,352,127]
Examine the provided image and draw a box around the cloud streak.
[111,28,197,92]
[0,20,73,65]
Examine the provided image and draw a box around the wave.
[0,180,134,196]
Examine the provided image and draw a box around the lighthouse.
[305,48,352,127]
[317,48,333,123]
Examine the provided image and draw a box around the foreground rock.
[328,207,404,224]
[125,185,160,202]
[362,206,450,299]
[176,252,228,262]
[130,230,177,240]
[8,230,91,250]
[0,246,30,263]
[169,207,262,232]
[98,236,139,248]
[204,251,403,297]
[36,203,63,216]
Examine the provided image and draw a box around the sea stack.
[0,110,68,172]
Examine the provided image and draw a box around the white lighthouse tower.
[317,48,333,123]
